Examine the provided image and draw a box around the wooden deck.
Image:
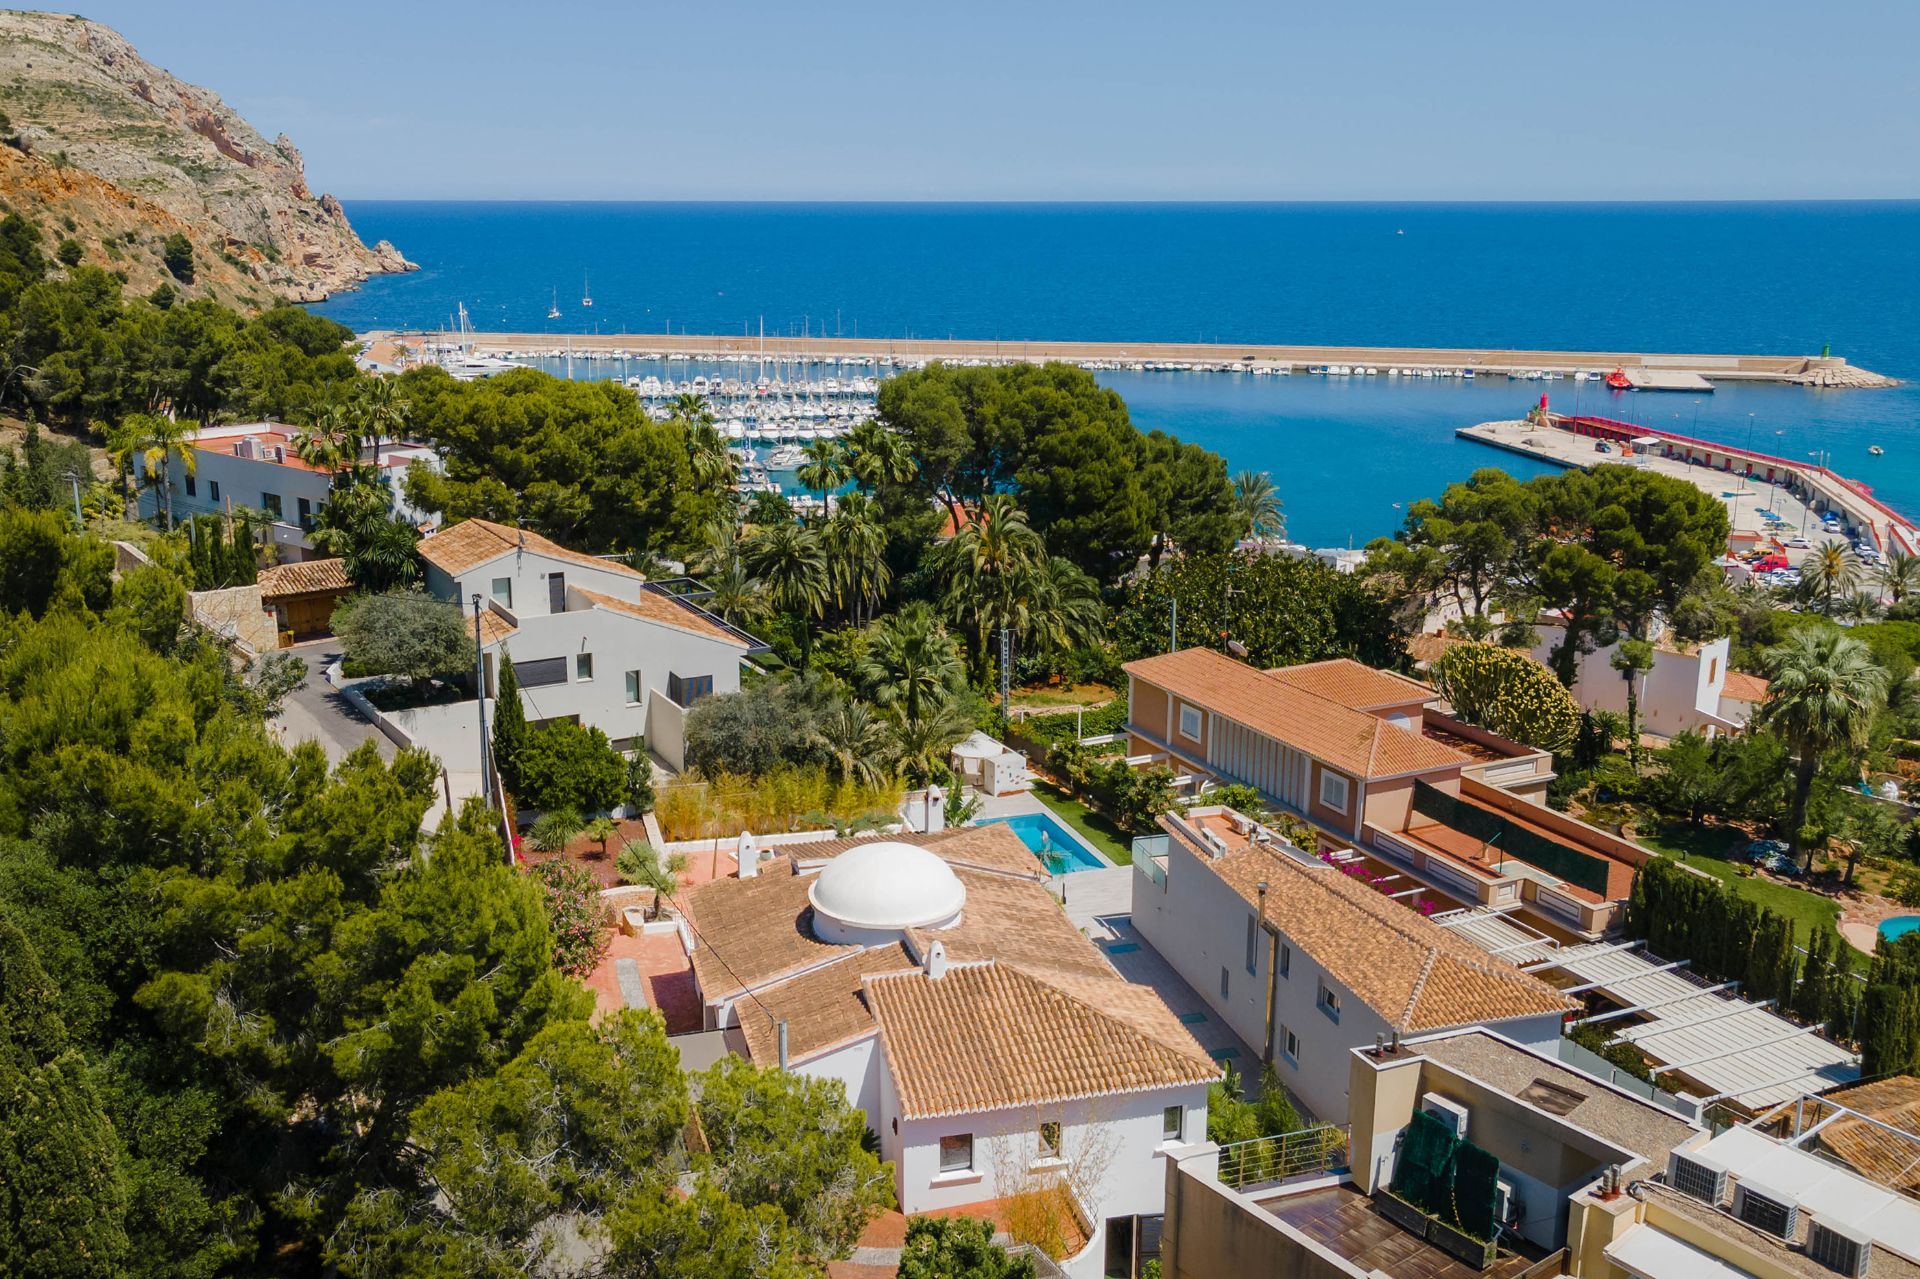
[1258,1186,1549,1279]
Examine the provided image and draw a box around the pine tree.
[492,646,529,795]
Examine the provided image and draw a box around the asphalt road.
[271,639,396,764]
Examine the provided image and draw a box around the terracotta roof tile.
[1722,670,1771,703]
[735,943,915,1068]
[258,558,351,599]
[865,962,1219,1120]
[1267,657,1437,710]
[683,863,843,1000]
[417,518,644,579]
[1125,647,1465,779]
[468,609,518,646]
[573,586,749,648]
[1179,819,1574,1033]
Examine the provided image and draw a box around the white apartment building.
[681,826,1218,1279]
[135,421,441,558]
[416,518,755,756]
[1131,806,1573,1126]
[1529,623,1767,738]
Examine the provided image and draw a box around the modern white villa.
[1132,804,1573,1126]
[680,825,1220,1279]
[135,420,442,558]
[412,518,758,759]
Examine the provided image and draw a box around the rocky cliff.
[0,9,411,307]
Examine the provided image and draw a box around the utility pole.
[471,594,493,805]
[65,467,83,527]
[998,626,1013,730]
[1164,597,1179,653]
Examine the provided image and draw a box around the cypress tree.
[226,517,256,585]
[1829,976,1862,1045]
[492,646,529,795]
[1860,983,1920,1077]
[1796,929,1832,1027]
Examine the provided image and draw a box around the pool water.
[1879,916,1920,943]
[978,812,1108,874]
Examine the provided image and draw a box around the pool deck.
[971,788,1116,870]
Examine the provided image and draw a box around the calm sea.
[312,202,1920,547]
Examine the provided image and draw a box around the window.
[548,572,567,613]
[938,1134,973,1174]
[297,496,313,530]
[1038,1121,1061,1159]
[491,577,513,608]
[1318,770,1350,815]
[262,492,282,519]
[1709,656,1720,683]
[1279,942,1291,978]
[576,653,594,682]
[184,472,196,497]
[1162,1106,1184,1142]
[1282,1027,1300,1065]
[1317,980,1341,1023]
[669,672,714,707]
[1219,967,1230,999]
[1177,703,1203,741]
[1245,913,1259,975]
[625,670,642,705]
[209,480,220,503]
[514,657,568,688]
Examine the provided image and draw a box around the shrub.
[528,857,607,977]
[898,1213,1038,1279]
[626,750,656,814]
[332,589,469,682]
[1433,643,1579,753]
[161,232,194,282]
[516,720,626,814]
[1046,740,1175,834]
[684,682,823,776]
[654,764,904,841]
[55,237,82,267]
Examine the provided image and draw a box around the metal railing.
[1218,1124,1351,1190]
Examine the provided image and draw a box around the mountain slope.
[0,9,411,306]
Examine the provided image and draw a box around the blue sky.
[59,1,1920,201]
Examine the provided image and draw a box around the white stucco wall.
[795,1036,882,1126]
[1530,626,1735,738]
[141,437,437,549]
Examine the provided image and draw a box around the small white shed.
[949,731,1032,796]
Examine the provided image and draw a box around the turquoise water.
[977,812,1108,873]
[1879,916,1920,943]
[314,201,1920,546]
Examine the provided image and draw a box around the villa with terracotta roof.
[135,421,442,559]
[1132,804,1575,1125]
[414,518,760,757]
[1125,647,1651,937]
[680,824,1218,1278]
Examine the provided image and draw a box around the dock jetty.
[403,329,1893,388]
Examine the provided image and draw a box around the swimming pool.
[977,812,1109,874]
[1880,916,1920,944]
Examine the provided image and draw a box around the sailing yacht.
[547,289,561,321]
[440,303,523,379]
[581,272,594,309]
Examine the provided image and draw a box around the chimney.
[923,940,949,981]
[736,831,759,879]
[926,782,947,832]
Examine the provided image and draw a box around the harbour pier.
[384,329,1893,388]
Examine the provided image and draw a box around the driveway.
[271,639,396,765]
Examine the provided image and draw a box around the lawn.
[1033,781,1134,866]
[1637,821,1846,948]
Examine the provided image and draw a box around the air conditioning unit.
[1420,1093,1470,1141]
[1808,1217,1875,1278]
[1733,1180,1799,1240]
[1667,1149,1729,1205]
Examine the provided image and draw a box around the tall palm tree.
[132,414,196,529]
[934,492,1049,673]
[353,374,409,457]
[812,699,888,787]
[886,700,973,788]
[686,422,736,497]
[704,557,767,627]
[1234,469,1286,542]
[295,400,358,476]
[669,392,715,430]
[1801,543,1863,612]
[100,417,145,504]
[820,491,891,623]
[744,520,828,664]
[844,419,917,492]
[860,602,965,727]
[1839,590,1883,624]
[796,438,853,496]
[1884,549,1920,604]
[1758,628,1891,859]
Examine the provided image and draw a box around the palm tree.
[296,400,360,477]
[669,392,715,430]
[886,700,973,788]
[812,699,889,786]
[1234,469,1286,542]
[1758,629,1891,859]
[353,374,408,457]
[933,492,1050,673]
[703,557,768,627]
[527,807,585,854]
[584,816,618,858]
[745,520,829,664]
[1801,543,1863,612]
[796,438,853,496]
[844,419,917,491]
[821,491,891,623]
[100,417,144,505]
[686,422,736,497]
[132,414,196,529]
[860,603,965,727]
[1884,549,1920,604]
[1839,590,1883,624]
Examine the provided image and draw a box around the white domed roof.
[809,841,967,933]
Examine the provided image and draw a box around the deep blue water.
[313,202,1920,546]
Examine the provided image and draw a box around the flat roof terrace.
[1257,1184,1548,1279]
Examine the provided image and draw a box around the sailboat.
[581,272,593,309]
[547,288,560,321]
